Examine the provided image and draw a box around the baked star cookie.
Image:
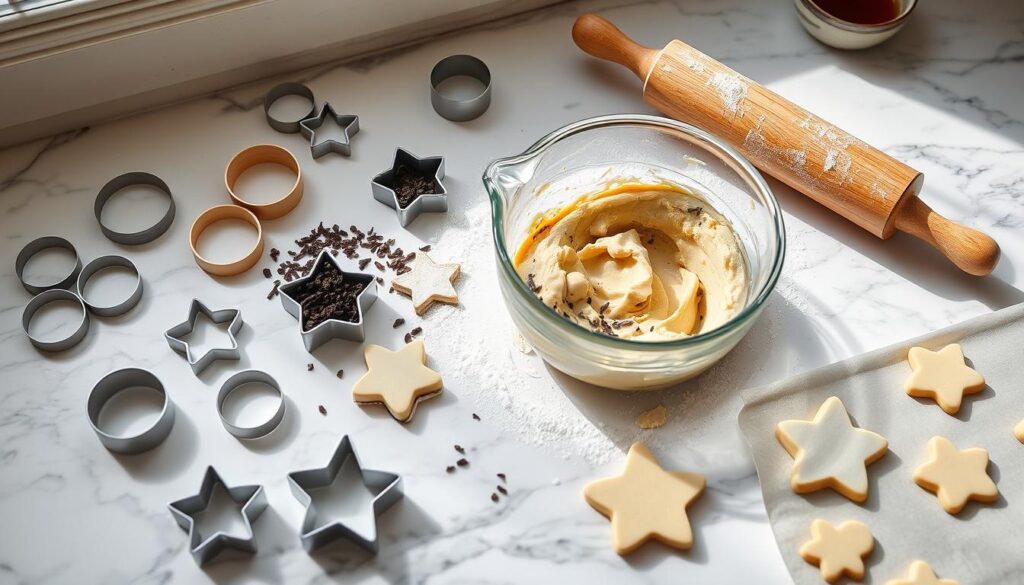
[905,344,985,415]
[352,339,443,423]
[583,442,704,555]
[799,519,874,583]
[776,396,888,503]
[1014,419,1024,444]
[391,253,460,315]
[913,436,998,514]
[886,561,959,585]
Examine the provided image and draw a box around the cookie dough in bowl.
[515,184,748,341]
[485,115,784,390]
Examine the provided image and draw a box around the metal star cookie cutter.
[287,435,403,554]
[371,147,447,227]
[168,466,268,565]
[165,299,243,375]
[299,102,360,159]
[278,249,376,352]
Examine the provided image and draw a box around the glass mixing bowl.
[484,114,785,390]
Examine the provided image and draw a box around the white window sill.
[0,0,561,147]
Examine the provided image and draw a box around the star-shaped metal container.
[299,102,360,159]
[371,147,447,227]
[287,435,403,554]
[164,298,243,375]
[278,249,376,352]
[167,466,267,565]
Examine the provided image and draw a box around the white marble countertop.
[1,0,1022,583]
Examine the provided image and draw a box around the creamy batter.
[514,184,747,341]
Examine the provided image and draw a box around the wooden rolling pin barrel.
[572,14,1000,276]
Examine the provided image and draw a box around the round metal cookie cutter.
[77,255,143,317]
[225,144,303,220]
[430,54,492,122]
[88,368,175,454]
[95,172,176,245]
[22,288,90,351]
[15,236,82,294]
[264,82,316,133]
[217,370,286,440]
[190,204,265,276]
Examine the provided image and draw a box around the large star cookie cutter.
[164,298,243,375]
[371,147,447,227]
[168,466,268,565]
[278,249,376,352]
[287,435,403,554]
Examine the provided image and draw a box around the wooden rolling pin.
[572,14,1000,276]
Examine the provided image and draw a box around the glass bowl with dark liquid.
[795,0,917,50]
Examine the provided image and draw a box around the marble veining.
[0,0,1022,583]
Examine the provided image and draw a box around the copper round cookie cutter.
[225,144,303,220]
[190,204,265,276]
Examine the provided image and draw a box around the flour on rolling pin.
[667,44,865,191]
[575,13,1000,274]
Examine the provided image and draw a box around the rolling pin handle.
[572,14,657,81]
[894,196,1000,276]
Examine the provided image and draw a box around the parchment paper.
[739,303,1024,585]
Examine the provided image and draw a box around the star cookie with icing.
[776,396,888,503]
[391,253,460,315]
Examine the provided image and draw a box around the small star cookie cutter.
[168,466,268,565]
[165,299,243,375]
[299,103,360,159]
[278,250,376,352]
[371,148,447,227]
[287,435,403,554]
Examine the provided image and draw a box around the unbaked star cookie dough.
[886,561,959,585]
[352,339,443,423]
[776,396,888,503]
[905,344,985,415]
[583,442,704,555]
[799,519,874,583]
[913,436,998,514]
[514,183,748,341]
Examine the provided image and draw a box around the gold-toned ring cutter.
[224,144,303,220]
[189,204,264,276]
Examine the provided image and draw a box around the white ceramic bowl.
[795,0,917,50]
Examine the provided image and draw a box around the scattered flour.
[707,72,747,116]
[683,52,706,73]
[742,114,813,183]
[798,114,856,183]
[870,181,889,200]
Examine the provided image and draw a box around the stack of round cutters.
[17,236,143,352]
[190,144,303,276]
